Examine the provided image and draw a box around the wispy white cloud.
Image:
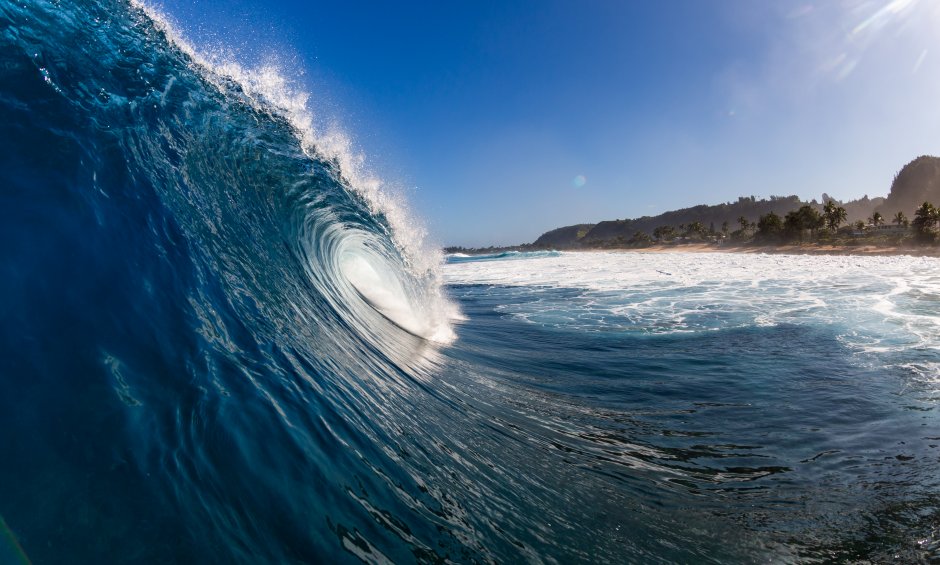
[705,0,940,201]
[912,48,928,73]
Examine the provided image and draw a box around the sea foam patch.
[443,250,940,360]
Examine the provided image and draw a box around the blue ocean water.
[445,250,561,264]
[1,1,939,563]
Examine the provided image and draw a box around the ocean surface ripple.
[1,1,939,563]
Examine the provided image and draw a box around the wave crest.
[131,0,457,343]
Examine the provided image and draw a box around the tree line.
[643,200,940,246]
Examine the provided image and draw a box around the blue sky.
[156,0,940,247]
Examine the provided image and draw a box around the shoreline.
[576,242,940,257]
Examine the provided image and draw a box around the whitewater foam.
[444,250,940,364]
[340,248,456,343]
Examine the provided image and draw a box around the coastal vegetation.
[446,155,940,255]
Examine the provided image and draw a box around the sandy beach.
[603,242,940,257]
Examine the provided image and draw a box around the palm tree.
[893,211,908,228]
[869,212,884,227]
[912,202,938,242]
[630,231,652,246]
[685,221,706,238]
[756,212,783,242]
[784,205,823,242]
[823,200,847,232]
[653,225,675,241]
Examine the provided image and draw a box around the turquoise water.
[1,0,939,562]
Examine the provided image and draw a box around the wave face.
[0,0,464,562]
[3,1,940,564]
